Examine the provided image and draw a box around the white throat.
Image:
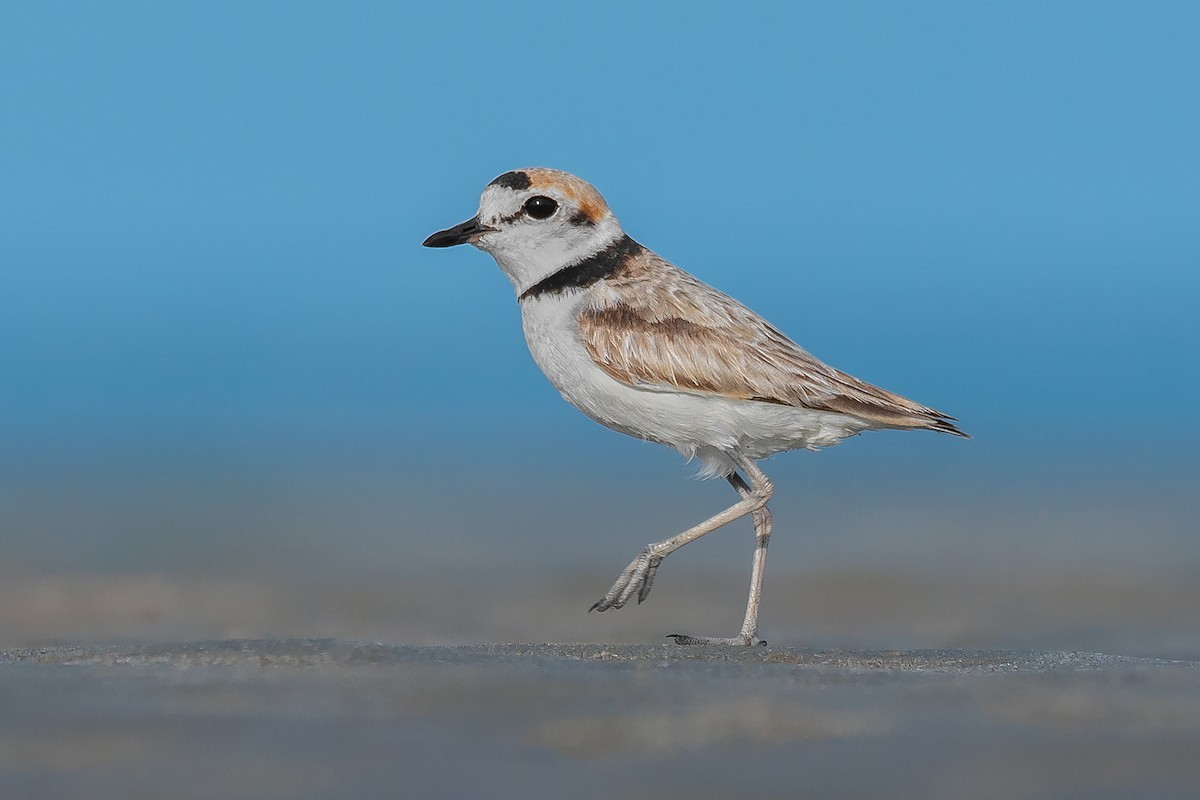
[476,213,625,297]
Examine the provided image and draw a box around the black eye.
[523,195,558,220]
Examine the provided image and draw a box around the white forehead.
[477,184,534,218]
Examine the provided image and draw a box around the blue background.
[1,3,1197,598]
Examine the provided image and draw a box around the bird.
[423,168,967,646]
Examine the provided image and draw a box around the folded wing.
[579,255,967,437]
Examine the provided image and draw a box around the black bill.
[422,216,493,248]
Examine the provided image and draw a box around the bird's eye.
[523,195,558,220]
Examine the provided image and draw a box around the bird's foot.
[589,547,664,612]
[666,633,767,647]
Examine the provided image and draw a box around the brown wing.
[579,253,967,436]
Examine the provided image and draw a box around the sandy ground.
[2,567,1199,799]
[3,640,1199,799]
[2,466,1196,797]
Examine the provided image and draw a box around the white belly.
[519,293,869,477]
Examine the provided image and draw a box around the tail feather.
[927,414,970,438]
[814,394,970,438]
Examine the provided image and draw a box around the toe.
[666,633,764,646]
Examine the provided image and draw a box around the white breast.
[519,290,870,477]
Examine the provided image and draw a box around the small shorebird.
[423,168,967,645]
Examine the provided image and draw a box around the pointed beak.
[422,216,495,248]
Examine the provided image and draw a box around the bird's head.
[423,168,625,294]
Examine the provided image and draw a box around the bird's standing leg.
[723,467,773,644]
[667,458,774,646]
[590,456,775,646]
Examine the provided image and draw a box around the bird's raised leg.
[588,474,768,613]
[590,456,775,647]
[668,458,774,646]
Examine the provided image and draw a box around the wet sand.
[4,640,1199,799]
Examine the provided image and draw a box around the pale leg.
[590,456,774,646]
[725,468,773,643]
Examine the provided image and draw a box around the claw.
[666,633,701,645]
[591,547,662,613]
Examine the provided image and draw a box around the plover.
[423,168,967,645]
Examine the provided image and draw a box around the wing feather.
[579,253,967,436]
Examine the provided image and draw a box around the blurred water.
[2,419,1196,657]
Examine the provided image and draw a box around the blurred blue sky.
[2,2,1197,482]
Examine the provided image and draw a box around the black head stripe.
[489,171,531,191]
[519,235,644,302]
